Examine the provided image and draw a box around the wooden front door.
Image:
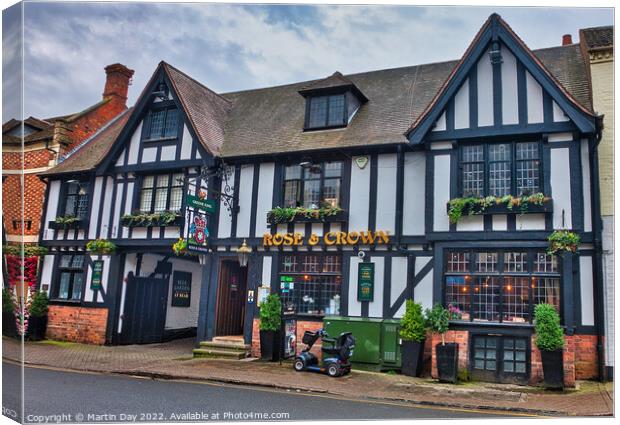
[120,276,169,344]
[215,260,247,336]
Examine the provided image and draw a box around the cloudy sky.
[2,2,614,122]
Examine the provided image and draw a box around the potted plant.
[28,291,49,341]
[2,288,17,338]
[426,304,458,383]
[400,300,426,377]
[259,293,282,361]
[534,303,565,389]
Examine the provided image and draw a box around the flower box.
[446,194,553,224]
[48,219,85,230]
[267,208,348,225]
[120,212,183,228]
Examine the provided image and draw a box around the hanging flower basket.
[86,239,117,255]
[172,237,194,256]
[547,230,580,255]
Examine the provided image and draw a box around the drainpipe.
[589,115,606,381]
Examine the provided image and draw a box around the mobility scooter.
[293,329,355,377]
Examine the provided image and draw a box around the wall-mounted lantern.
[236,239,252,267]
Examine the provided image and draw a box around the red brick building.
[2,63,134,245]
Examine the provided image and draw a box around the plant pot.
[401,339,425,377]
[272,329,282,362]
[27,315,48,341]
[436,342,459,383]
[260,330,275,361]
[540,349,564,390]
[2,310,17,337]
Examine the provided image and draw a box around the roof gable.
[406,13,597,144]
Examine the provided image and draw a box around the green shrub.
[425,304,450,345]
[2,288,15,313]
[534,304,565,351]
[259,294,282,331]
[400,300,426,342]
[30,291,49,318]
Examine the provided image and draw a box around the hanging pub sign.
[90,260,104,290]
[185,187,211,254]
[357,262,375,302]
[171,271,192,307]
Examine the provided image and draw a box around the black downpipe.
[589,121,606,381]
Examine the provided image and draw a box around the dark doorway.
[120,275,169,344]
[215,260,247,336]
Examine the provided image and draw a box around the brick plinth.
[46,305,108,345]
[251,318,323,359]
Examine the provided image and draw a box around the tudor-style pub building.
[38,14,609,385]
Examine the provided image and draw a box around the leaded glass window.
[146,108,178,140]
[55,255,85,301]
[138,173,184,213]
[283,161,343,209]
[63,181,90,219]
[306,94,346,129]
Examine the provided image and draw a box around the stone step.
[199,340,250,351]
[212,336,245,344]
[192,348,248,359]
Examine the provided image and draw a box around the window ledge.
[142,136,178,143]
[49,299,82,305]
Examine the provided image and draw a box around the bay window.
[283,161,343,209]
[279,254,342,315]
[461,141,541,197]
[444,249,561,323]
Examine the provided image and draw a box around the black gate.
[120,275,169,344]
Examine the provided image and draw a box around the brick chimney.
[103,63,134,104]
[562,34,573,46]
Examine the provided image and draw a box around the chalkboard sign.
[357,262,374,302]
[171,271,192,307]
[90,260,104,290]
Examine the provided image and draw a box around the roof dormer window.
[299,71,368,132]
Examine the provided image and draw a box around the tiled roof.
[220,43,592,157]
[2,116,54,145]
[40,108,132,176]
[580,26,613,49]
[163,62,231,156]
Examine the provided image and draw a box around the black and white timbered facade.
[38,14,607,383]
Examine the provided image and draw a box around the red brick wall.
[46,305,108,345]
[428,330,599,387]
[64,101,127,151]
[251,318,323,358]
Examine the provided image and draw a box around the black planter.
[540,349,564,390]
[401,339,426,377]
[2,310,17,338]
[260,330,275,360]
[27,315,48,341]
[436,343,459,383]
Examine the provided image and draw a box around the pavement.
[2,336,614,417]
[3,362,511,422]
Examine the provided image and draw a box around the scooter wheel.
[294,360,305,372]
[327,364,340,377]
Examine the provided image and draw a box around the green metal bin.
[323,316,382,365]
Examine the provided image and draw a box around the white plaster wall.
[550,148,572,229]
[121,182,134,239]
[516,214,545,230]
[456,215,484,231]
[433,111,447,132]
[217,167,235,238]
[602,216,614,366]
[579,255,595,326]
[349,157,371,231]
[39,255,55,296]
[348,256,362,316]
[164,257,203,330]
[161,145,176,161]
[391,257,408,318]
[115,149,126,166]
[552,101,569,122]
[375,154,397,234]
[454,79,469,129]
[414,256,433,310]
[255,163,275,236]
[262,256,272,287]
[581,139,592,232]
[88,177,104,239]
[403,151,426,235]
[477,47,494,127]
[111,182,124,239]
[526,71,544,124]
[368,257,384,318]
[235,164,254,238]
[179,124,193,160]
[433,155,451,231]
[43,180,61,240]
[142,147,157,162]
[501,44,519,125]
[126,121,142,165]
[99,176,114,239]
[492,214,507,231]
